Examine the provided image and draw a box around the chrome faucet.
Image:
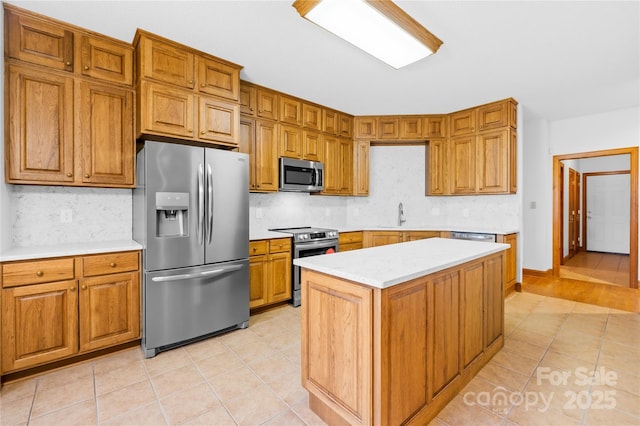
[398,202,406,226]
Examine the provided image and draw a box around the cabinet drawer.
[82,252,138,277]
[250,240,268,256]
[339,232,363,245]
[269,238,291,253]
[3,258,75,287]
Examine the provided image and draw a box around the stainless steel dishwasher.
[450,231,497,243]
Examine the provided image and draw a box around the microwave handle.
[315,168,320,186]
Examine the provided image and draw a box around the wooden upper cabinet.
[323,109,339,135]
[427,139,446,195]
[257,88,279,120]
[302,103,322,130]
[478,99,517,131]
[279,124,302,159]
[338,138,353,194]
[449,109,476,137]
[378,116,400,139]
[355,116,377,139]
[137,34,195,89]
[240,83,257,116]
[6,64,75,184]
[197,56,240,101]
[6,8,74,72]
[280,95,302,126]
[302,130,323,162]
[254,120,279,192]
[476,129,509,193]
[79,81,134,186]
[353,140,370,196]
[425,115,446,138]
[449,135,477,194]
[139,80,195,139]
[400,116,423,139]
[80,35,133,86]
[198,96,239,145]
[338,113,353,138]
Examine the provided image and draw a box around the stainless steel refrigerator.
[133,140,249,358]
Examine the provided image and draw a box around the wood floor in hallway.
[561,251,629,287]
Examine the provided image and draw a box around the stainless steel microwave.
[279,157,324,192]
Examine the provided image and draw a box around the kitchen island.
[294,238,509,425]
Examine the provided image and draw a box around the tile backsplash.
[10,185,132,247]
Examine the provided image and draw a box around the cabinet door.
[302,130,323,162]
[460,262,484,368]
[198,96,239,145]
[403,231,440,242]
[378,116,400,139]
[449,109,476,137]
[79,82,134,186]
[80,35,133,85]
[484,255,504,348]
[338,138,353,194]
[497,234,518,292]
[338,113,353,138]
[79,272,140,352]
[6,9,74,72]
[249,254,269,308]
[322,135,340,194]
[280,95,301,126]
[353,140,370,196]
[2,280,78,372]
[354,117,377,139]
[197,56,240,101]
[366,232,402,247]
[425,115,446,138]
[139,81,195,138]
[478,101,508,132]
[510,130,518,193]
[239,117,255,188]
[138,35,195,89]
[302,103,322,130]
[449,135,476,194]
[400,116,423,139]
[239,83,256,116]
[323,109,339,135]
[7,65,74,183]
[279,125,302,159]
[254,120,279,192]
[257,88,278,120]
[269,252,291,303]
[477,129,509,193]
[430,271,460,397]
[427,139,446,195]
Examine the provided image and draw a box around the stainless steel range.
[269,227,339,307]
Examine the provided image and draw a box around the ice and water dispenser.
[155,192,189,237]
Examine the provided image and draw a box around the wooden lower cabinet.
[497,233,519,294]
[249,238,291,309]
[1,251,141,374]
[338,231,364,252]
[301,252,504,425]
[364,230,441,247]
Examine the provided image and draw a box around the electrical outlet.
[60,209,73,223]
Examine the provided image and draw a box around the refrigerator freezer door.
[142,259,249,357]
[144,142,204,271]
[205,149,249,264]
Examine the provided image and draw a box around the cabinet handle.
[84,65,90,70]
[66,172,73,177]
[65,61,72,66]
[188,129,193,133]
[36,271,44,277]
[110,262,116,267]
[81,285,87,290]
[70,286,76,291]
[201,130,206,135]
[201,83,206,88]
[84,174,90,178]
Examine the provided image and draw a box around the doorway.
[553,147,638,289]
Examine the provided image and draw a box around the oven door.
[292,239,338,307]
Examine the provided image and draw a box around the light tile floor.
[1,292,638,425]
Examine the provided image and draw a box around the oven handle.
[294,239,339,255]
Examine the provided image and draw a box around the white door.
[586,174,630,253]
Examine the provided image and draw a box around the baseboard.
[522,268,552,277]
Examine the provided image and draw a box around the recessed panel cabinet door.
[477,130,509,193]
[7,65,75,183]
[80,82,134,186]
[2,280,78,372]
[254,120,279,192]
[269,252,291,303]
[80,35,133,86]
[449,135,476,194]
[198,96,239,145]
[139,35,194,89]
[79,272,140,352]
[197,56,240,101]
[140,81,194,138]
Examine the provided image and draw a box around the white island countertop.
[294,237,509,289]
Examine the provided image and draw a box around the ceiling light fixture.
[292,0,443,69]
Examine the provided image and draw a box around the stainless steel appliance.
[279,157,324,192]
[269,227,338,307]
[450,231,497,243]
[134,141,250,358]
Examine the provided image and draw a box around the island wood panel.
[460,262,484,368]
[302,271,372,426]
[484,255,504,346]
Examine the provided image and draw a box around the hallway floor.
[561,251,629,287]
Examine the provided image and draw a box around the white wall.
[522,106,640,272]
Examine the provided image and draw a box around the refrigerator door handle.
[150,264,244,282]
[207,163,214,244]
[197,163,205,244]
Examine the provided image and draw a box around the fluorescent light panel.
[293,0,442,69]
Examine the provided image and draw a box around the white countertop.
[0,240,143,262]
[338,226,519,235]
[250,229,292,241]
[294,237,509,289]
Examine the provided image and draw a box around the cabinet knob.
[188,129,193,133]
[65,61,72,66]
[36,271,44,277]
[66,172,73,177]
[110,262,116,267]
[81,285,87,290]
[201,130,206,135]
[200,83,206,88]
[84,174,90,178]
[84,65,90,70]
[188,80,194,87]
[70,286,76,291]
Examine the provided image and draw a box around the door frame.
[582,170,631,252]
[552,147,638,288]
